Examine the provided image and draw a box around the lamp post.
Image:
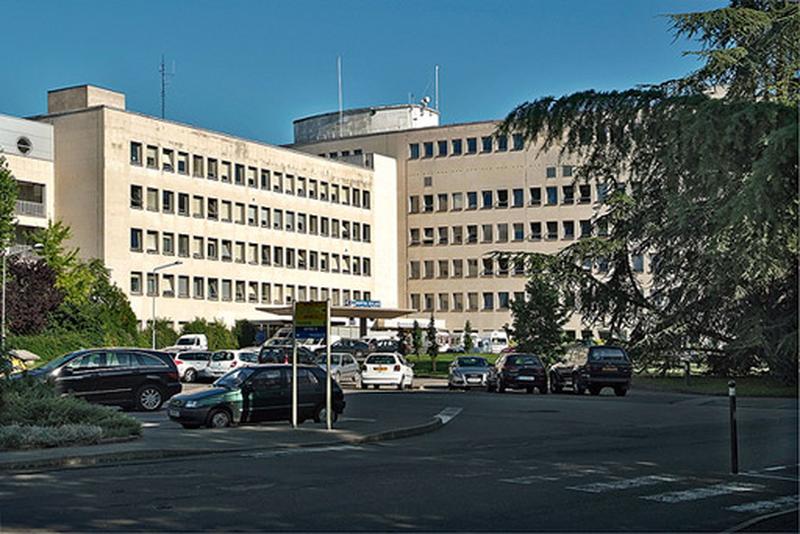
[1,243,44,352]
[150,261,182,349]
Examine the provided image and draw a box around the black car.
[259,345,316,365]
[167,364,345,429]
[487,353,548,394]
[19,348,182,411]
[316,338,370,361]
[549,346,632,396]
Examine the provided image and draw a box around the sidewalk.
[0,391,452,472]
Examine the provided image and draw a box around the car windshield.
[509,355,543,366]
[176,338,195,346]
[239,352,259,363]
[38,351,82,372]
[214,368,256,389]
[456,357,488,367]
[589,347,629,362]
[366,355,396,365]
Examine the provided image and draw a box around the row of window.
[409,134,525,159]
[130,142,371,209]
[409,291,523,313]
[130,185,371,242]
[409,219,608,246]
[409,254,647,280]
[130,271,370,306]
[129,228,372,276]
[408,183,617,214]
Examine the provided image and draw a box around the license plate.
[467,378,481,383]
[168,409,180,418]
[375,366,387,372]
[603,366,617,372]
[518,376,535,381]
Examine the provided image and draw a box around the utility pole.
[337,56,343,138]
[435,64,440,111]
[159,55,175,119]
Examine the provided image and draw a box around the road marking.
[641,482,763,504]
[567,475,682,494]
[500,474,560,485]
[435,407,463,424]
[739,472,800,483]
[243,444,362,458]
[727,495,798,514]
[338,417,377,423]
[763,465,795,472]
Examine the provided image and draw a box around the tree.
[233,320,258,348]
[0,156,17,251]
[426,314,440,371]
[3,257,63,336]
[509,275,569,365]
[139,318,178,349]
[411,320,424,356]
[181,318,236,350]
[499,1,798,383]
[463,321,474,353]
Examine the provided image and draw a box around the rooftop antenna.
[337,55,343,138]
[159,54,175,119]
[435,64,440,112]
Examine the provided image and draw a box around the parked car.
[166,364,345,429]
[17,348,181,411]
[549,345,632,396]
[314,352,361,386]
[172,351,213,382]
[201,349,260,379]
[487,353,547,394]
[258,345,317,365]
[361,352,414,390]
[448,356,491,389]
[164,334,208,352]
[368,338,400,355]
[317,339,370,361]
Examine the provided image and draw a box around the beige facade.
[33,86,398,329]
[292,112,650,338]
[0,114,55,239]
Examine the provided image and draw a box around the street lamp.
[1,243,44,352]
[150,260,182,349]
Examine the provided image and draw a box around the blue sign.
[346,299,381,308]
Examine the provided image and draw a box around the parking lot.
[0,386,796,532]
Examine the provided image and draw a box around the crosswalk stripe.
[567,475,681,494]
[641,482,762,504]
[727,495,798,514]
[500,474,560,485]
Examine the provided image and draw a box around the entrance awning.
[256,305,415,320]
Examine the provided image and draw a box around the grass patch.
[407,353,499,378]
[0,376,141,450]
[632,375,797,398]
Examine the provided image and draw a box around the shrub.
[181,318,236,350]
[0,424,103,449]
[6,332,102,364]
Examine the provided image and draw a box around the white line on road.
[641,482,763,504]
[435,407,463,424]
[738,472,800,483]
[243,444,362,459]
[500,474,560,485]
[727,495,798,514]
[567,475,682,494]
[763,464,797,472]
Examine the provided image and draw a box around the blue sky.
[0,0,724,144]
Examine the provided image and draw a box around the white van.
[165,334,208,352]
[486,330,509,354]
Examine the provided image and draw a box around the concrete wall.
[294,105,439,144]
[47,85,126,114]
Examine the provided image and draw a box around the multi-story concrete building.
[30,85,399,329]
[0,114,55,241]
[292,106,648,339]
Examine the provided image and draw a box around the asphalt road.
[0,388,796,532]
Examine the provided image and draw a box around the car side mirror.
[60,367,73,376]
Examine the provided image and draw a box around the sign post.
[326,299,332,430]
[292,301,329,429]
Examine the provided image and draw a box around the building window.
[410,294,421,312]
[162,149,174,172]
[221,279,232,301]
[193,277,204,299]
[178,193,189,216]
[221,161,231,183]
[453,293,464,311]
[130,272,143,295]
[162,274,175,297]
[482,257,494,276]
[546,187,558,205]
[512,134,524,151]
[482,224,493,243]
[423,175,433,187]
[482,190,493,209]
[563,221,575,240]
[177,152,189,174]
[163,233,174,255]
[438,293,449,312]
[632,254,644,273]
[235,281,246,302]
[192,195,204,218]
[563,185,575,204]
[563,165,573,177]
[452,139,463,155]
[178,276,190,298]
[260,169,270,190]
[234,164,245,185]
[423,142,434,158]
[468,259,479,278]
[580,219,592,238]
[482,292,494,310]
[467,191,478,210]
[207,158,218,180]
[546,221,558,240]
[221,201,232,222]
[130,142,142,165]
[437,140,448,157]
[192,236,204,259]
[498,292,510,310]
[546,166,557,179]
[247,167,257,188]
[424,293,434,312]
[207,198,218,220]
[530,187,542,206]
[452,259,463,278]
[162,190,174,213]
[452,226,463,244]
[438,226,448,245]
[497,224,508,242]
[496,135,508,152]
[207,238,218,260]
[298,177,307,197]
[466,137,477,154]
[130,228,142,252]
[438,260,449,278]
[178,234,190,257]
[193,155,204,177]
[423,195,434,212]
[468,292,479,311]
[409,196,420,214]
[512,189,524,208]
[146,145,158,168]
[496,189,508,208]
[409,143,420,159]
[363,190,370,209]
[481,136,493,153]
[130,185,143,209]
[530,221,542,240]
[452,192,464,210]
[467,225,478,244]
[146,230,159,254]
[579,184,592,203]
[147,273,159,297]
[208,279,219,301]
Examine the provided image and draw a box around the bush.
[181,318,236,350]
[0,377,141,444]
[0,424,103,449]
[6,331,102,365]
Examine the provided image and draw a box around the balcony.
[15,200,45,218]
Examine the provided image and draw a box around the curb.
[722,507,799,533]
[0,416,447,473]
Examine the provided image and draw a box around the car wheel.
[397,378,404,391]
[614,386,628,397]
[573,374,585,395]
[497,380,506,393]
[207,408,232,428]
[136,384,164,411]
[526,387,534,394]
[589,386,601,396]
[183,368,197,383]
[181,423,201,429]
[314,404,339,423]
[539,385,548,395]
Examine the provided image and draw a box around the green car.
[166,364,345,429]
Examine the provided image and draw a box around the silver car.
[448,356,491,389]
[316,352,361,386]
